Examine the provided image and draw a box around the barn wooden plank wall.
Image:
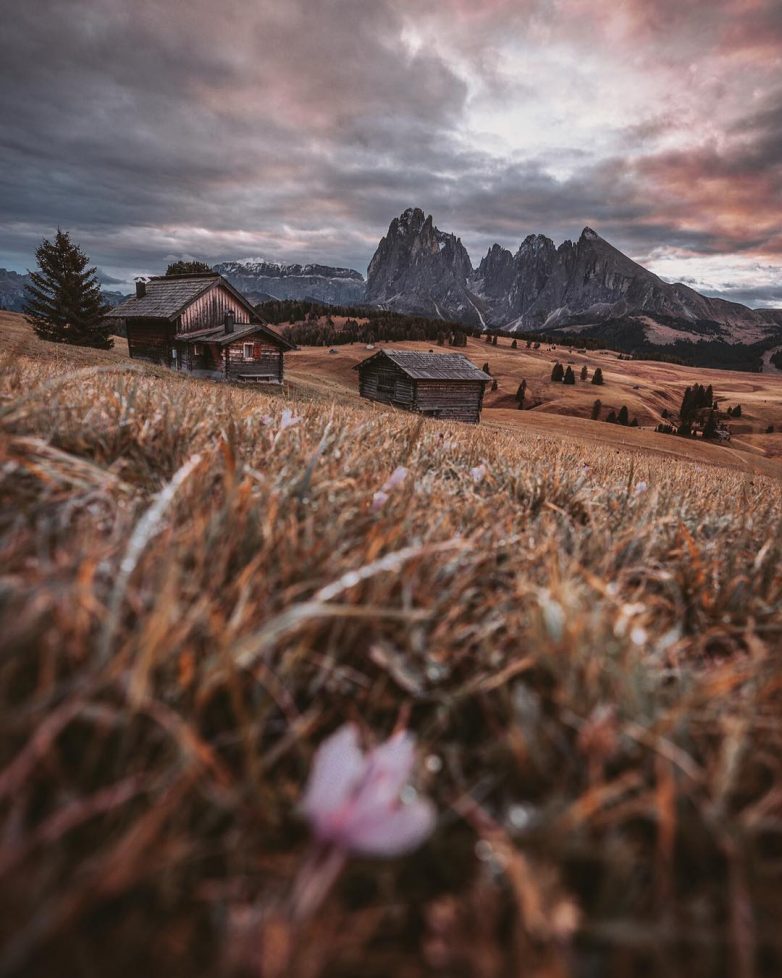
[414,380,485,423]
[225,340,283,382]
[179,285,251,334]
[357,360,486,423]
[126,317,174,364]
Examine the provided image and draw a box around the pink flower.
[279,409,302,431]
[301,724,435,858]
[382,466,408,491]
[371,490,390,511]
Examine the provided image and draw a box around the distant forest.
[256,299,782,373]
[257,299,476,347]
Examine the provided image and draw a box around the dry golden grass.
[1,317,782,978]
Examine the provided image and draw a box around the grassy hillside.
[286,333,782,479]
[1,315,782,977]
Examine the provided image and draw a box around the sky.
[0,0,780,306]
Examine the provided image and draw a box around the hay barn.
[354,349,491,423]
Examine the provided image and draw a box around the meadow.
[1,314,782,977]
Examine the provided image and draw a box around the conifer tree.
[617,405,629,425]
[165,259,212,276]
[24,230,112,348]
[606,409,617,423]
[563,366,576,385]
[591,399,602,420]
[703,410,719,439]
[591,367,604,385]
[511,339,517,349]
[551,362,564,382]
[580,365,588,381]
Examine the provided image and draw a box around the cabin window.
[243,342,254,360]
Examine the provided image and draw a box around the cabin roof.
[354,349,491,382]
[106,275,219,320]
[174,321,296,350]
[105,272,270,327]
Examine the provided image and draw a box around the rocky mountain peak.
[364,209,782,339]
[366,208,477,322]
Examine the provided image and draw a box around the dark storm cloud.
[0,0,780,304]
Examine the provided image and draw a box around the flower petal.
[301,724,366,827]
[343,798,436,857]
[354,730,416,809]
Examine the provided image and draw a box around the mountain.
[0,268,127,312]
[365,207,481,323]
[0,269,31,312]
[214,259,366,306]
[366,210,782,343]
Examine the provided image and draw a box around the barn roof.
[105,275,218,320]
[354,349,491,382]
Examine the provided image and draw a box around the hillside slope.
[1,315,782,977]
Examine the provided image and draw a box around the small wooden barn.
[354,350,491,424]
[106,272,294,382]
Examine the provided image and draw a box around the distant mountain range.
[214,259,366,306]
[365,208,782,344]
[4,211,781,359]
[0,268,126,312]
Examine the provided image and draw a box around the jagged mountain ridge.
[214,259,366,306]
[365,208,782,339]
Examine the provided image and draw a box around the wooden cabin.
[354,350,491,424]
[105,272,294,382]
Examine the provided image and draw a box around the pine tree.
[703,410,719,439]
[511,339,517,349]
[165,259,212,276]
[617,405,629,426]
[515,381,527,403]
[563,366,576,385]
[24,230,112,348]
[606,409,617,423]
[580,365,588,381]
[551,362,564,382]
[733,404,742,418]
[591,367,604,385]
[591,399,602,420]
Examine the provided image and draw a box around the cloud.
[0,0,780,304]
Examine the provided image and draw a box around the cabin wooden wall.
[225,339,283,382]
[358,362,484,422]
[179,285,252,334]
[414,380,485,423]
[175,342,223,377]
[126,317,175,364]
[357,362,414,406]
